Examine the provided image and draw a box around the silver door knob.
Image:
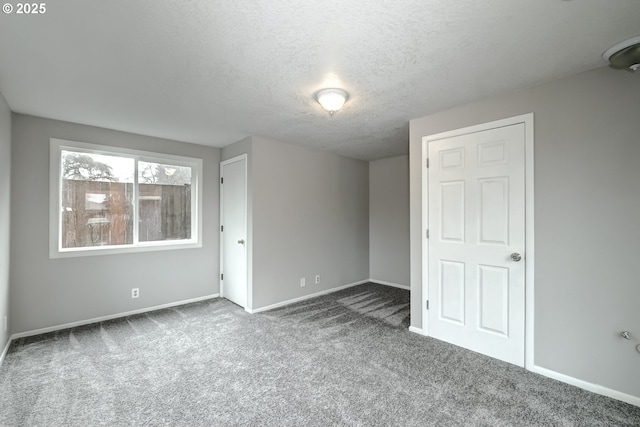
[510,252,522,262]
[237,239,245,244]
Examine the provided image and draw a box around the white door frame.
[220,154,249,309]
[421,113,535,370]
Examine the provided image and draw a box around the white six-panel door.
[427,123,526,366]
[220,155,248,308]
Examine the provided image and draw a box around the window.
[50,138,202,257]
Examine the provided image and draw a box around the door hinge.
[220,177,224,184]
[221,225,224,232]
[425,229,429,238]
[426,300,429,310]
[220,273,224,280]
[426,158,429,168]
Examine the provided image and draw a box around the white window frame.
[49,138,203,258]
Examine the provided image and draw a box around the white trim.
[531,365,640,408]
[10,294,219,340]
[0,336,11,366]
[370,279,410,290]
[219,154,249,308]
[247,280,369,314]
[421,132,430,337]
[421,113,535,368]
[408,326,425,335]
[49,138,203,258]
[523,115,535,371]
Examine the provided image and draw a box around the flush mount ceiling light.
[315,88,348,116]
[602,35,640,73]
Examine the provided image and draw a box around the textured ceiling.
[0,1,639,160]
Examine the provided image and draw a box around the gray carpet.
[0,283,638,426]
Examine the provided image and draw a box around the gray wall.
[10,115,221,333]
[409,66,640,398]
[369,155,409,287]
[221,137,252,162]
[0,93,10,351]
[251,136,369,309]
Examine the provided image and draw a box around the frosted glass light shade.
[316,88,348,115]
[603,35,640,72]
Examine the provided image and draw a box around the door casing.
[421,113,535,369]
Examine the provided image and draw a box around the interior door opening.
[220,154,248,308]
[421,114,534,368]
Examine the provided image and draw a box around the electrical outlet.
[300,277,306,287]
[315,275,320,284]
[131,288,140,298]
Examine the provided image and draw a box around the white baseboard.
[370,279,410,291]
[408,326,424,335]
[10,294,220,340]
[406,328,639,407]
[247,280,369,314]
[531,364,640,408]
[0,336,11,366]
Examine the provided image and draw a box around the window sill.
[49,240,202,259]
